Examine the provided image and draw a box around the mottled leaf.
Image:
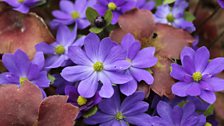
[151,56,175,98]
[0,81,79,126]
[0,10,54,58]
[38,96,79,126]
[110,9,155,47]
[0,81,42,126]
[151,24,194,59]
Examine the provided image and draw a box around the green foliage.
[89,27,104,34]
[86,7,113,34]
[204,105,214,117]
[163,0,176,4]
[48,74,56,85]
[184,11,196,22]
[83,106,98,118]
[104,10,113,26]
[155,0,163,6]
[86,7,99,25]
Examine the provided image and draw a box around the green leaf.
[184,11,196,22]
[89,27,103,34]
[83,106,98,118]
[163,0,176,4]
[86,7,99,24]
[178,101,187,107]
[104,10,113,26]
[48,74,56,85]
[155,0,163,6]
[204,105,214,117]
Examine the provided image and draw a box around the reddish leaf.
[151,56,175,98]
[0,10,54,58]
[38,96,79,126]
[110,9,155,47]
[151,24,194,59]
[0,81,79,126]
[0,81,42,126]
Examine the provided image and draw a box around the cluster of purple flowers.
[154,0,195,32]
[1,0,224,126]
[171,46,224,104]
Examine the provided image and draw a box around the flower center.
[108,2,117,10]
[19,77,28,85]
[93,62,104,72]
[166,13,175,23]
[18,0,25,3]
[77,96,87,106]
[192,72,202,82]
[126,58,132,63]
[71,11,80,19]
[55,45,65,55]
[204,122,212,126]
[115,112,125,120]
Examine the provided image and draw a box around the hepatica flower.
[218,0,224,8]
[61,33,131,98]
[171,46,224,104]
[94,0,136,24]
[3,0,40,13]
[154,0,195,32]
[51,0,93,29]
[155,101,206,126]
[36,25,85,69]
[0,49,50,96]
[65,85,101,116]
[85,90,151,126]
[120,34,157,96]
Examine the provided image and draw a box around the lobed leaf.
[0,81,79,126]
[0,10,54,58]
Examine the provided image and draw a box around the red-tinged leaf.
[0,81,42,126]
[151,56,175,98]
[110,28,127,43]
[151,24,194,59]
[0,81,79,126]
[0,10,54,58]
[37,95,79,126]
[110,9,155,47]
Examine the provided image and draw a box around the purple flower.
[135,0,155,10]
[61,33,131,98]
[65,85,101,116]
[171,46,224,104]
[3,0,39,13]
[154,0,195,32]
[120,33,157,96]
[154,101,206,126]
[94,0,136,24]
[36,25,85,69]
[0,49,50,96]
[85,90,151,126]
[218,0,224,8]
[52,74,72,95]
[51,0,94,29]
